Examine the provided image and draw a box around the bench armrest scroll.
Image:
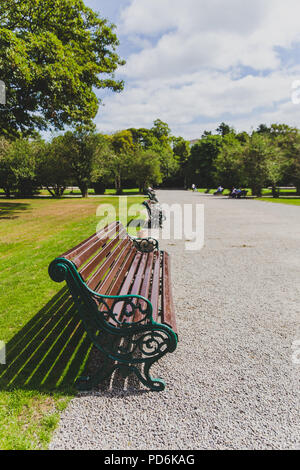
[131,236,159,252]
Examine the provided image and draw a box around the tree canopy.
[0,0,125,137]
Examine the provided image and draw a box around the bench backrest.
[59,221,137,293]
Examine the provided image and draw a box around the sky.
[85,0,300,140]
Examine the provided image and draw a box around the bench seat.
[49,221,178,391]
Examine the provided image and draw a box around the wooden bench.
[229,189,248,199]
[142,200,165,228]
[48,221,178,391]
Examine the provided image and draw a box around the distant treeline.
[0,120,300,198]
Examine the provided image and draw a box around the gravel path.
[50,191,300,450]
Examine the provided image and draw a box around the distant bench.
[229,190,248,199]
[142,200,165,228]
[147,190,159,203]
[48,221,178,391]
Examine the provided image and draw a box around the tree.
[37,137,71,197]
[242,133,277,197]
[132,149,162,193]
[128,120,176,185]
[151,119,171,140]
[188,134,223,190]
[216,122,235,137]
[256,124,299,195]
[56,126,101,197]
[214,134,245,190]
[0,137,41,196]
[277,130,300,195]
[0,137,13,197]
[0,0,125,137]
[172,136,190,187]
[106,130,136,194]
[128,127,157,149]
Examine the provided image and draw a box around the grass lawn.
[0,195,145,449]
[257,197,300,206]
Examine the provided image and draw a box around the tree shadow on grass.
[0,202,30,220]
[0,287,93,394]
[0,287,145,395]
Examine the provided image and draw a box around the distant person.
[230,187,237,198]
[192,184,197,192]
[214,185,224,195]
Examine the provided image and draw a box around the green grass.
[257,197,300,206]
[0,195,145,449]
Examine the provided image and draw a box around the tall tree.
[132,149,162,193]
[0,0,125,137]
[188,134,223,190]
[172,136,190,187]
[243,133,278,197]
[56,125,101,197]
[106,130,136,194]
[214,133,245,190]
[216,122,235,137]
[0,137,41,196]
[37,138,71,197]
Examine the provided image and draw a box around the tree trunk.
[251,186,262,197]
[46,186,56,197]
[271,184,279,198]
[115,175,122,195]
[79,184,88,198]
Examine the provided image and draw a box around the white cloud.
[95,0,300,138]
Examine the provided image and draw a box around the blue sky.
[85,0,300,140]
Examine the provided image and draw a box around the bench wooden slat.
[150,252,161,323]
[134,252,154,323]
[130,252,148,296]
[61,221,119,262]
[161,251,177,335]
[87,236,128,291]
[95,240,133,294]
[74,223,123,271]
[80,226,126,282]
[113,251,142,321]
[105,246,137,298]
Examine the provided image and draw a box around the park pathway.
[50,190,300,450]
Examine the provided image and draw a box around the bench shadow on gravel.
[0,287,148,396]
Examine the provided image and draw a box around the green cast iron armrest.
[49,257,160,329]
[130,235,159,252]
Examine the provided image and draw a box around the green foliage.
[132,149,162,192]
[214,133,245,189]
[188,134,223,189]
[242,133,277,197]
[171,136,190,187]
[0,0,125,137]
[0,137,41,196]
[216,122,235,137]
[37,138,71,197]
[57,126,101,197]
[100,130,137,194]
